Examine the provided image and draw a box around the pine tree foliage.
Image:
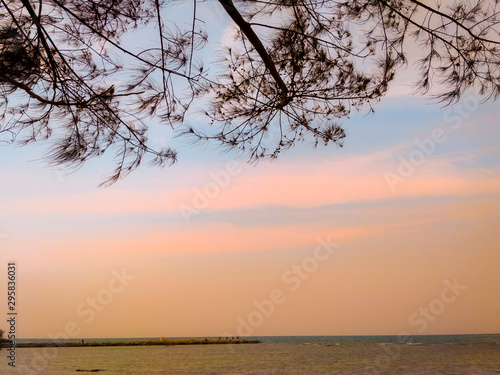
[1,0,499,184]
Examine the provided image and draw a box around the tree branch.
[0,72,142,106]
[19,0,59,81]
[218,0,290,107]
[408,0,500,45]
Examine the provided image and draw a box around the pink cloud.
[4,154,500,217]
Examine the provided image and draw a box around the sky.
[1,2,500,339]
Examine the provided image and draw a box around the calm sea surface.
[2,335,499,374]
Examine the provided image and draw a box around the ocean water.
[2,335,499,374]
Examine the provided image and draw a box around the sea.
[2,334,499,374]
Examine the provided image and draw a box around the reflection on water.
[2,336,500,375]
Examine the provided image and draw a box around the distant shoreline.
[2,338,261,348]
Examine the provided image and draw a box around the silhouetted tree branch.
[1,0,499,184]
[218,0,290,107]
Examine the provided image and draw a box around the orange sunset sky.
[1,2,499,339]
[1,90,499,339]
